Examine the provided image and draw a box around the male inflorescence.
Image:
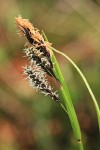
[15,16,60,102]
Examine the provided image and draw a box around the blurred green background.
[0,0,100,150]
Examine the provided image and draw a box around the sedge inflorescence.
[15,16,59,102]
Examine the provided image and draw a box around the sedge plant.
[15,16,100,150]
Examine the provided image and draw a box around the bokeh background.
[0,0,100,150]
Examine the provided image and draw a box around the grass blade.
[51,46,100,130]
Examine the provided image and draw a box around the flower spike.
[24,46,60,82]
[15,15,60,102]
[23,66,59,102]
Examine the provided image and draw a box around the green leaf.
[51,46,100,130]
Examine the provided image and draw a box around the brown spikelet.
[15,16,35,36]
[15,16,53,68]
[15,16,52,48]
[15,16,43,44]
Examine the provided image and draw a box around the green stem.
[52,54,82,141]
[42,31,84,150]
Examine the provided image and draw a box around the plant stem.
[42,31,84,150]
[52,54,83,141]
